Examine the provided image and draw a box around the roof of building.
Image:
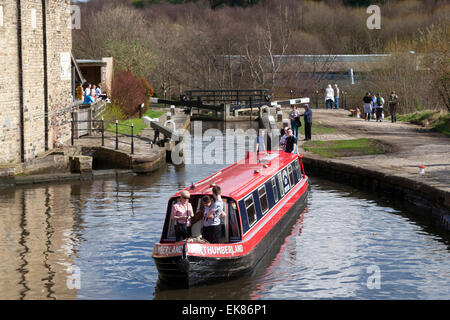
[76,59,107,66]
[222,54,420,72]
[172,151,301,201]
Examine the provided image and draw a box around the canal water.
[0,121,449,300]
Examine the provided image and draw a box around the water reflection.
[0,186,79,299]
[1,120,449,300]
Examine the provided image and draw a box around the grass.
[302,138,386,158]
[397,110,450,137]
[106,109,165,135]
[311,121,337,135]
[283,110,337,134]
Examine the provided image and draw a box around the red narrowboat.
[152,150,309,287]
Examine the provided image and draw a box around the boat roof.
[173,151,301,201]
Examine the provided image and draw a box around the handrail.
[71,119,105,147]
[114,120,135,154]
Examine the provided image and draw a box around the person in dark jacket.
[299,104,312,141]
[388,90,399,123]
[284,128,297,154]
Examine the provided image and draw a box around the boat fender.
[177,242,191,273]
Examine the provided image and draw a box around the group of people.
[279,104,313,153]
[171,185,225,244]
[325,84,340,110]
[362,90,399,123]
[76,83,107,104]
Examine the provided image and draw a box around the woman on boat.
[171,190,194,241]
[203,186,225,243]
[200,195,213,240]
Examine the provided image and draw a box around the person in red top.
[171,190,194,241]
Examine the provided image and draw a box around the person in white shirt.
[325,84,334,110]
[84,84,91,97]
[90,89,97,102]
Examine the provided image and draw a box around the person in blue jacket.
[83,91,95,104]
[299,104,312,141]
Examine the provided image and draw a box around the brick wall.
[0,1,21,163]
[0,0,72,164]
[46,0,72,150]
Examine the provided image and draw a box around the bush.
[102,104,126,123]
[111,70,148,117]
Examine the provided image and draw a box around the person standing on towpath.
[300,104,313,141]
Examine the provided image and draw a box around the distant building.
[0,0,73,164]
[222,54,393,90]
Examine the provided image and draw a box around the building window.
[31,8,37,29]
[0,6,4,27]
[245,195,257,227]
[271,177,279,203]
[258,186,269,215]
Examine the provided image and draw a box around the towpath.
[297,109,450,202]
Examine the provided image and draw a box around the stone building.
[0,0,73,164]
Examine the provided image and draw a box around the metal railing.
[70,118,136,155]
[114,120,135,154]
[71,119,105,146]
[311,91,348,109]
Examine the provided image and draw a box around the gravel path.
[298,109,450,193]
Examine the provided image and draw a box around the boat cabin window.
[271,177,279,203]
[293,159,302,180]
[288,165,294,187]
[258,186,269,215]
[228,200,241,242]
[244,195,257,227]
[277,172,285,197]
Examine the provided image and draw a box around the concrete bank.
[295,109,450,231]
[302,155,450,230]
[0,169,135,188]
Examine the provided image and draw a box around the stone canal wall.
[0,111,191,187]
[302,155,450,231]
[295,109,450,232]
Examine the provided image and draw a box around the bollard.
[277,111,283,122]
[131,123,134,154]
[166,111,171,120]
[115,120,119,150]
[71,120,74,146]
[282,118,289,129]
[170,105,175,115]
[418,165,426,175]
[101,117,104,147]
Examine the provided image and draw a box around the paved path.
[298,109,450,194]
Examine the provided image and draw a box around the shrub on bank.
[397,110,450,136]
[111,70,148,117]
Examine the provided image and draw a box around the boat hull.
[153,182,309,288]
